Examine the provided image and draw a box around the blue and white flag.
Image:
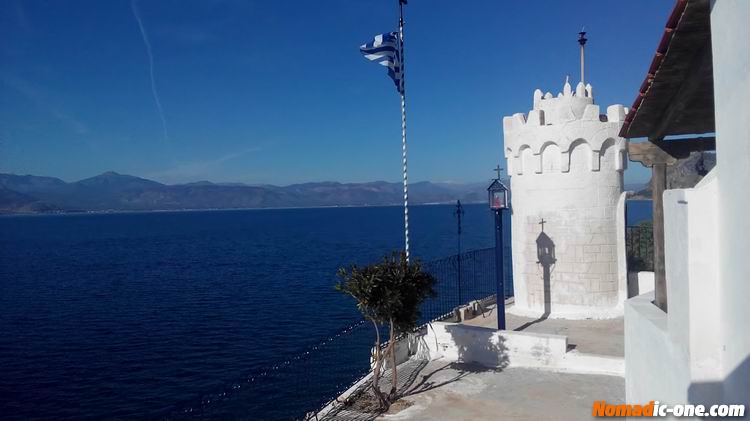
[360,32,404,94]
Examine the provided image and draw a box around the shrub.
[335,252,436,408]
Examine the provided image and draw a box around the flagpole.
[398,0,410,262]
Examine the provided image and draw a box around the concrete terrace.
[462,304,624,358]
[379,362,623,421]
[318,303,625,420]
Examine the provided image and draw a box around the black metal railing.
[626,222,654,272]
[165,247,513,420]
[421,247,513,324]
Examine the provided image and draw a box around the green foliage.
[335,252,437,334]
[335,251,437,406]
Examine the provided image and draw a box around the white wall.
[616,191,630,303]
[626,1,750,408]
[625,172,720,405]
[626,292,691,404]
[710,0,750,406]
[627,271,654,297]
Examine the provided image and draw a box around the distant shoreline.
[0,199,655,217]
[0,201,488,217]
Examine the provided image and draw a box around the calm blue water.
[0,202,650,420]
[0,204,496,420]
[626,200,652,225]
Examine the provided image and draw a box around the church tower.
[502,79,628,318]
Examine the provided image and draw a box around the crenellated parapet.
[502,79,628,175]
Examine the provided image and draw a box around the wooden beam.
[628,142,670,311]
[628,141,678,167]
[628,137,715,167]
[648,41,713,142]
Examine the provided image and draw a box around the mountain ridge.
[0,172,496,214]
[632,151,716,199]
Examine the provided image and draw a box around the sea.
[0,201,651,420]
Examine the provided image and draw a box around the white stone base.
[423,321,623,376]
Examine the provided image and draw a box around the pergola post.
[652,162,668,312]
[627,138,715,312]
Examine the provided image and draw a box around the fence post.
[457,253,462,307]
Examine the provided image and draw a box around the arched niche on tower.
[563,138,592,173]
[518,145,534,176]
[598,138,617,171]
[540,142,561,173]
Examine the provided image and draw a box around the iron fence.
[421,247,513,324]
[164,246,513,420]
[626,223,654,272]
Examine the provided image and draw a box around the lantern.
[487,179,509,211]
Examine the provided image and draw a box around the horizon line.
[0,170,517,188]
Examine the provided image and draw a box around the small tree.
[335,252,436,408]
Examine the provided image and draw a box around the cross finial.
[539,218,547,232]
[493,165,503,180]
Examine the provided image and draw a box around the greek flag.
[360,32,403,94]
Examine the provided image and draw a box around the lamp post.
[454,200,464,305]
[488,169,509,330]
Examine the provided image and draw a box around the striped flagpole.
[398,0,410,262]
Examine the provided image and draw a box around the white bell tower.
[502,78,628,319]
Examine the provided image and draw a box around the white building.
[622,0,750,410]
[502,81,629,319]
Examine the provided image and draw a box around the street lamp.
[488,172,509,330]
[488,180,509,211]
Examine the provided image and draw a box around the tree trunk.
[370,319,387,408]
[389,318,398,398]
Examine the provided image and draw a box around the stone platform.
[379,362,624,421]
[462,303,624,358]
[317,303,626,420]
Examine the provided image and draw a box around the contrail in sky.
[131,0,169,142]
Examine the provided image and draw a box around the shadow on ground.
[317,326,508,421]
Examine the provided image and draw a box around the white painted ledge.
[423,322,623,376]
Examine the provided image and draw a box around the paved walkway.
[320,304,625,420]
[379,359,624,421]
[462,304,624,357]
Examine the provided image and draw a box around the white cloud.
[131,0,169,143]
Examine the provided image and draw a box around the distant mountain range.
[0,172,495,213]
[632,151,716,199]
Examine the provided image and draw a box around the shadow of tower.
[536,230,556,317]
[514,226,557,332]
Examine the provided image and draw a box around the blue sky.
[0,0,672,185]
